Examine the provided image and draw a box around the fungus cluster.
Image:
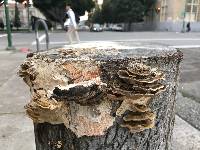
[24,89,68,124]
[108,63,166,133]
[18,49,166,135]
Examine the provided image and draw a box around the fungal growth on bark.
[109,63,166,133]
[24,89,69,124]
[18,43,168,137]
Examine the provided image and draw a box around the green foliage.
[112,0,144,23]
[101,0,113,23]
[142,0,157,15]
[31,0,95,25]
[90,6,103,24]
[101,0,156,23]
[14,2,21,30]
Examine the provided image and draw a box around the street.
[1,31,200,50]
[0,31,200,150]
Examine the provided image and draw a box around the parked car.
[90,24,103,32]
[103,26,110,31]
[111,24,124,31]
[78,25,89,31]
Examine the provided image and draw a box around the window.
[186,0,200,21]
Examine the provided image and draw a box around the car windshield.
[93,24,100,28]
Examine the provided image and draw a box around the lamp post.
[4,0,15,50]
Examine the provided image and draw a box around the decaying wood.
[18,42,183,150]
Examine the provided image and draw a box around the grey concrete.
[178,47,200,103]
[0,51,35,150]
[180,81,200,103]
[0,52,29,114]
[172,116,200,150]
[179,48,200,83]
[129,22,155,31]
[175,48,200,131]
[0,113,35,150]
[0,32,200,149]
[0,51,26,86]
[156,21,200,32]
[176,92,200,130]
[0,75,30,114]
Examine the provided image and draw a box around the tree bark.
[18,42,183,150]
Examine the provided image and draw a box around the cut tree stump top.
[32,41,181,61]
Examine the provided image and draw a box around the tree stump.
[18,42,183,150]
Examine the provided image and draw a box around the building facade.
[154,0,200,31]
[0,0,45,28]
[158,0,200,22]
[118,0,200,32]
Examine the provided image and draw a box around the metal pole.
[35,19,49,52]
[182,12,186,33]
[27,0,30,31]
[182,0,186,33]
[4,0,14,50]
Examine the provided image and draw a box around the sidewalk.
[0,49,199,150]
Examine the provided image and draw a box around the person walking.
[186,22,191,32]
[65,3,80,44]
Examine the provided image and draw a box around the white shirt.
[66,9,77,27]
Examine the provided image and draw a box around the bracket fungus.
[107,63,166,133]
[52,84,106,106]
[24,89,69,124]
[18,46,167,136]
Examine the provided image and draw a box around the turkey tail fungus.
[18,42,182,150]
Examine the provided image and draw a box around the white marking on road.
[35,38,200,45]
[35,38,200,49]
[114,38,200,41]
[38,42,200,49]
[31,34,47,45]
[39,41,67,45]
[0,34,7,38]
[170,45,200,48]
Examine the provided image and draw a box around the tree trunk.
[18,42,183,150]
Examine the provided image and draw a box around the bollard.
[35,19,49,52]
[18,42,183,150]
